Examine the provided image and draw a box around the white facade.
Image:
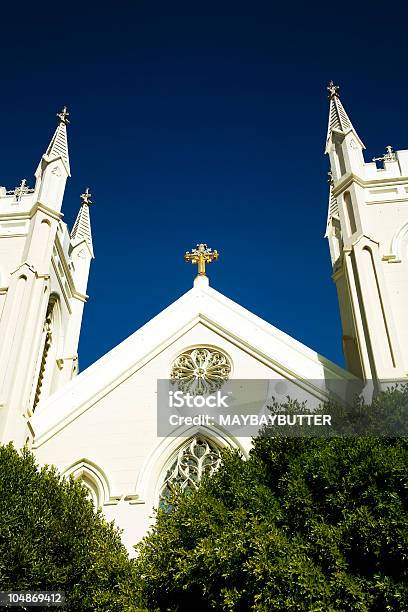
[0,88,407,553]
[0,110,93,448]
[325,83,408,383]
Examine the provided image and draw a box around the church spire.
[325,81,364,153]
[325,82,365,184]
[43,106,71,176]
[34,107,71,211]
[71,188,94,257]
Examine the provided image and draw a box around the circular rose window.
[170,347,232,395]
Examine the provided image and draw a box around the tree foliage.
[135,388,408,611]
[0,444,141,611]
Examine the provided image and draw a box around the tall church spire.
[325,82,365,185]
[325,82,364,153]
[71,188,94,257]
[43,106,71,176]
[34,107,71,211]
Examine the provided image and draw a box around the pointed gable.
[31,278,357,446]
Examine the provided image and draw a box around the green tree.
[135,387,408,611]
[0,444,141,611]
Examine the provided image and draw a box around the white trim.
[386,221,408,263]
[63,458,121,506]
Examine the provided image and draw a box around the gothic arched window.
[64,460,110,511]
[159,436,222,510]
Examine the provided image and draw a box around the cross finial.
[57,106,70,125]
[372,145,396,163]
[184,243,219,277]
[80,188,93,206]
[12,178,33,200]
[16,179,27,196]
[327,81,340,99]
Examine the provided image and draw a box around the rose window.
[170,347,231,395]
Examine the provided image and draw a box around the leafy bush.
[0,444,141,611]
[135,387,408,611]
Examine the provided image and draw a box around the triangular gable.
[31,278,357,444]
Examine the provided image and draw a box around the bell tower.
[0,109,94,447]
[325,82,408,384]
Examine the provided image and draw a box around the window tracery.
[170,347,231,395]
[159,436,222,509]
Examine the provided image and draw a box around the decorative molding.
[10,261,38,277]
[54,233,89,305]
[366,198,408,206]
[0,220,29,237]
[34,202,64,221]
[124,494,144,505]
[382,255,400,263]
[332,172,408,198]
[63,458,121,507]
[383,220,408,264]
[0,201,63,222]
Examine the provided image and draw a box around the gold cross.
[184,243,219,277]
[80,187,93,206]
[57,106,70,125]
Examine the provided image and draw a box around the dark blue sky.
[1,2,408,371]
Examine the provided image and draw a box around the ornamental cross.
[184,243,219,277]
[327,80,339,99]
[80,187,93,206]
[13,179,33,200]
[57,106,70,125]
[372,145,396,163]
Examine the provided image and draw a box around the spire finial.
[57,106,70,125]
[327,81,340,99]
[80,187,93,206]
[184,243,219,278]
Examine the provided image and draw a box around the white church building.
[0,85,407,552]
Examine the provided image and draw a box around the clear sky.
[1,1,407,371]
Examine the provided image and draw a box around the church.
[0,84,407,553]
